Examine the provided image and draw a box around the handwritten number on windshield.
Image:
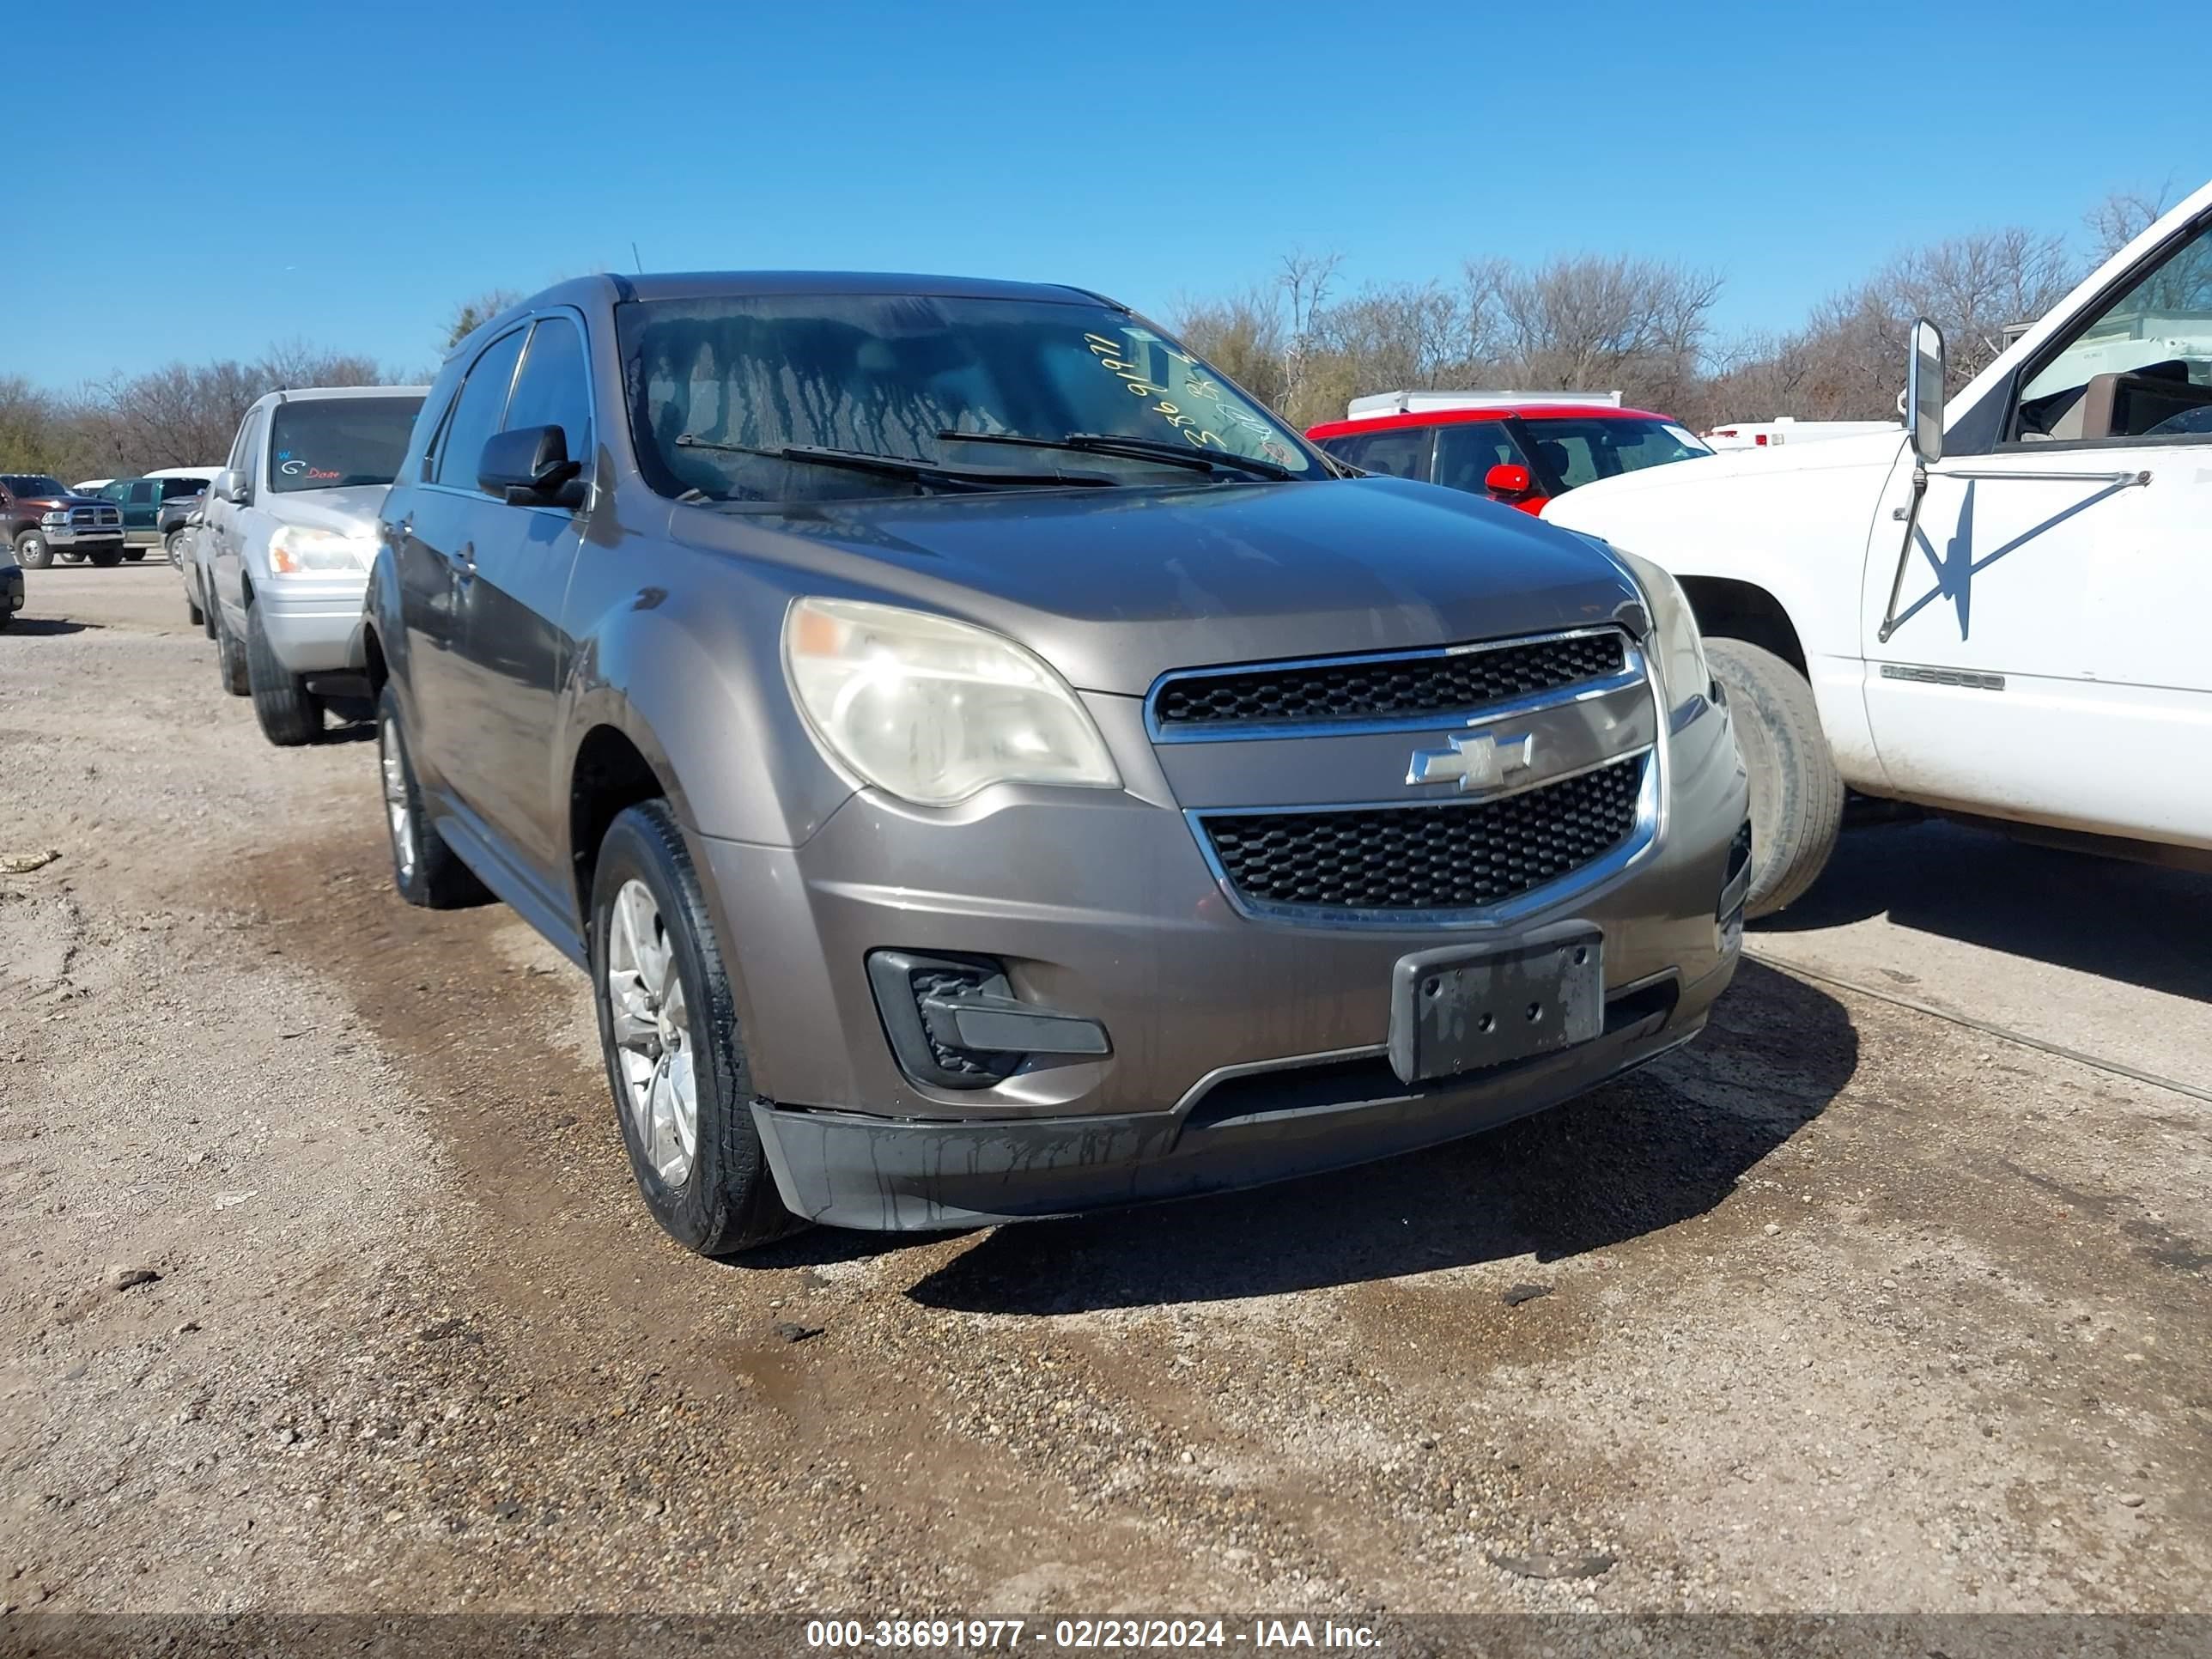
[1083,334,1227,451]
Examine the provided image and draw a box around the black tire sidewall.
[246,603,322,744]
[1707,638,1842,917]
[590,803,781,1255]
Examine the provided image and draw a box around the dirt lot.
[2,564,2208,1626]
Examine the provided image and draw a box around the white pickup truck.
[1547,179,2212,915]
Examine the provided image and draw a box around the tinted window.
[268,396,425,493]
[1432,421,1529,493]
[502,318,592,468]
[227,410,263,474]
[2,475,68,497]
[435,329,527,490]
[617,293,1318,503]
[128,481,156,505]
[160,477,204,499]
[1523,417,1709,492]
[1320,428,1433,481]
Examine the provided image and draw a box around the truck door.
[1861,207,2212,850]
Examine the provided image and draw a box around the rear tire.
[14,531,52,571]
[592,801,797,1256]
[376,686,487,908]
[246,603,322,745]
[198,569,217,639]
[1707,637,1842,918]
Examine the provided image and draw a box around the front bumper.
[702,697,1749,1231]
[255,574,370,674]
[41,524,125,550]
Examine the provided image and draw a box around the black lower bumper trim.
[751,990,1716,1233]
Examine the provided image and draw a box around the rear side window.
[1432,421,1529,493]
[434,328,527,490]
[227,410,263,474]
[1321,427,1434,481]
[501,317,593,471]
[160,477,204,499]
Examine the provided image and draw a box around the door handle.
[449,542,477,580]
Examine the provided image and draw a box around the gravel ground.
[2,564,2207,1626]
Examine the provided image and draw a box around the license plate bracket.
[1388,921,1605,1085]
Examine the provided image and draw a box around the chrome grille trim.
[1145,624,1639,744]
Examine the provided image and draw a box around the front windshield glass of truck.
[2017,215,2212,441]
[266,397,425,493]
[617,292,1319,502]
[1526,417,1711,490]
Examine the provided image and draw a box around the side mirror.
[214,467,251,505]
[479,425,586,509]
[1484,461,1535,501]
[185,508,204,527]
[1905,319,1945,465]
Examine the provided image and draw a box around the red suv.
[1306,398,1711,515]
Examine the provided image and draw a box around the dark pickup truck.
[1,474,126,568]
[99,474,215,560]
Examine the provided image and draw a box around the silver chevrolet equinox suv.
[362,273,1751,1254]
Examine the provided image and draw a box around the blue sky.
[12,0,2204,388]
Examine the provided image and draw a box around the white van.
[1546,179,2212,915]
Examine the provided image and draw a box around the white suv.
[203,385,427,745]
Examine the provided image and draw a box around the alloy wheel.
[380,720,416,882]
[605,878,698,1188]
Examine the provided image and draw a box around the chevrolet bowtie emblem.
[1406,731,1534,793]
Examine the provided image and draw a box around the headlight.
[40,510,67,526]
[267,525,373,574]
[784,597,1121,806]
[1614,548,1709,714]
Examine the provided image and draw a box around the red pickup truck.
[1,474,127,568]
[1306,396,1712,515]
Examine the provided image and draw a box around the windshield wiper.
[675,435,1113,491]
[936,429,1298,481]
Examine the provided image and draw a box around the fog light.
[866,950,1110,1091]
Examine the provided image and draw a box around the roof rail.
[1345,389,1625,420]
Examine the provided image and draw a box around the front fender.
[556,550,857,854]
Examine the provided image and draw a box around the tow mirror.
[185,508,204,527]
[1906,318,1945,465]
[213,467,250,506]
[1484,462,1535,501]
[479,425,586,509]
[1878,319,1948,642]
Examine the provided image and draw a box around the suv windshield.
[266,396,424,493]
[3,475,69,498]
[617,292,1319,503]
[1522,416,1710,492]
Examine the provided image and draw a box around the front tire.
[1707,637,1843,918]
[86,545,124,568]
[14,531,52,571]
[165,530,188,568]
[246,602,323,745]
[592,801,794,1255]
[376,686,486,908]
[123,547,146,562]
[211,596,250,696]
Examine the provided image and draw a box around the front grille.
[908,965,1019,1084]
[1154,630,1626,732]
[69,506,120,526]
[1200,755,1646,915]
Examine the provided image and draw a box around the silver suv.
[365,274,1751,1254]
[204,384,426,744]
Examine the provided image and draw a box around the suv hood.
[685,477,1645,696]
[262,483,391,532]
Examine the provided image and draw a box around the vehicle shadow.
[3,617,95,636]
[1757,820,2212,1005]
[833,958,1857,1312]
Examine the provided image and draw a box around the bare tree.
[444,289,524,350]
[2086,185,2173,261]
[1276,250,1343,420]
[1469,254,1723,413]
